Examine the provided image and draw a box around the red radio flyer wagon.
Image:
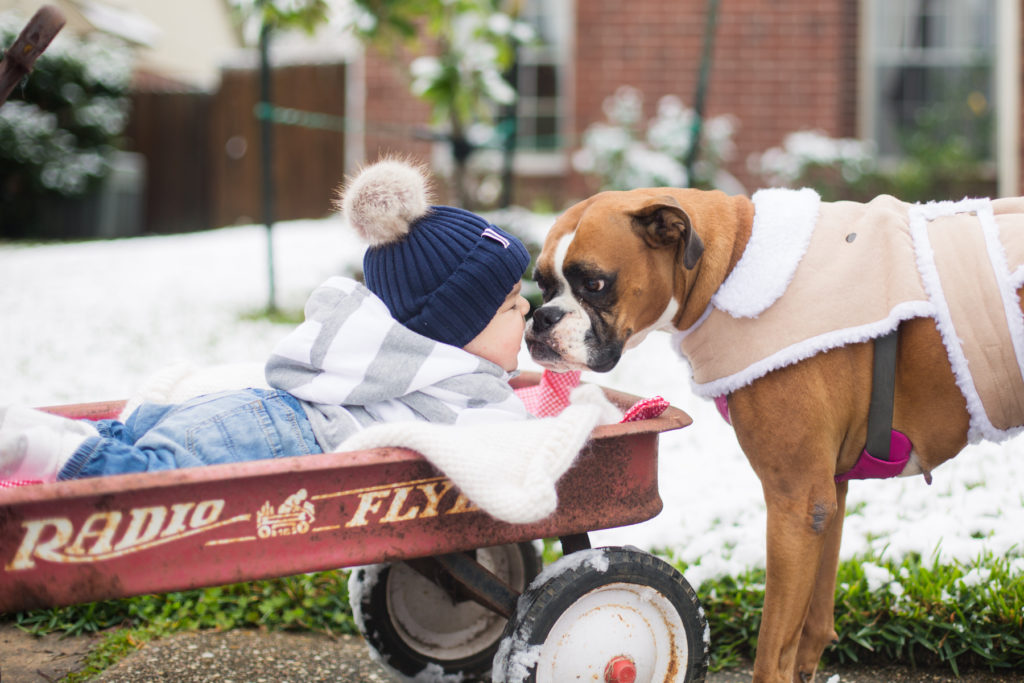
[1,377,708,682]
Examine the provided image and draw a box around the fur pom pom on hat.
[340,158,432,245]
[339,158,530,349]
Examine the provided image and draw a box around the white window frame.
[995,0,1020,196]
[465,0,573,177]
[858,0,1019,196]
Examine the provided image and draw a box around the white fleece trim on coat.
[710,187,821,318]
[909,198,1024,443]
[977,204,1024,411]
[683,300,936,399]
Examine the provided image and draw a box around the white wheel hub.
[533,582,689,683]
[387,546,526,661]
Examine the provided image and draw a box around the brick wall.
[362,49,435,169]
[573,0,856,196]
[355,0,1024,207]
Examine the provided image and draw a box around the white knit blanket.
[339,395,608,524]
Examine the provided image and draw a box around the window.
[864,0,997,161]
[514,0,568,153]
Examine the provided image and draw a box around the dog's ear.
[630,195,704,269]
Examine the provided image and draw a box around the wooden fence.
[127,89,211,235]
[125,62,347,235]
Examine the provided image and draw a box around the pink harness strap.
[713,394,913,482]
[714,395,731,424]
[834,430,912,482]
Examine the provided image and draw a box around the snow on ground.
[2,215,1023,588]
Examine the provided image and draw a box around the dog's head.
[526,189,705,372]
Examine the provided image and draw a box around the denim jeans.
[59,389,322,480]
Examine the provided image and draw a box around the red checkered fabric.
[0,479,41,489]
[515,370,669,422]
[620,396,670,422]
[515,370,582,417]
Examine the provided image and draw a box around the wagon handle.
[0,5,65,107]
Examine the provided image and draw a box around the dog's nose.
[531,306,565,334]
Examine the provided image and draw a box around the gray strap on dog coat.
[866,328,899,461]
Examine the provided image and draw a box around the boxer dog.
[525,186,1024,683]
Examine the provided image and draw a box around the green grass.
[685,550,1024,675]
[239,306,306,326]
[5,550,1023,680]
[63,627,158,682]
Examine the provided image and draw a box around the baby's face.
[462,282,531,372]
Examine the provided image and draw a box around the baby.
[0,158,535,482]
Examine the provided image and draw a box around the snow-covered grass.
[3,214,1023,592]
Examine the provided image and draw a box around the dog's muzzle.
[526,304,624,373]
[525,305,569,366]
[529,305,565,335]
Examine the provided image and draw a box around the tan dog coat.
[675,189,1024,443]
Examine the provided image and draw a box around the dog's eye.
[583,278,606,293]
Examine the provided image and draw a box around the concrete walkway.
[2,622,1020,682]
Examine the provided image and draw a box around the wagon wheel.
[492,546,709,683]
[349,542,542,682]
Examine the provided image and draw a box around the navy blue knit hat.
[340,159,530,347]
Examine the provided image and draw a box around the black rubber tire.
[349,542,542,682]
[492,546,709,683]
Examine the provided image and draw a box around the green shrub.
[0,13,132,238]
[573,85,742,193]
[749,122,997,204]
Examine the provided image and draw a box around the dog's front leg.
[729,380,844,683]
[794,479,848,681]
[753,475,839,683]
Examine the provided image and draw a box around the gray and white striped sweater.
[265,277,530,452]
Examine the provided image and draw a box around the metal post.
[500,53,519,208]
[259,19,277,314]
[684,0,720,184]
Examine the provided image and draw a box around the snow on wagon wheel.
[349,542,542,682]
[492,547,709,683]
